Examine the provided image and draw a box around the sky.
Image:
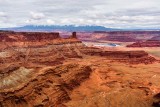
[0,0,160,29]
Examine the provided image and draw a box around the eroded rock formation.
[0,64,92,107]
[80,47,156,64]
[127,41,160,47]
[77,31,160,42]
[127,35,160,47]
[0,31,60,42]
[0,31,159,107]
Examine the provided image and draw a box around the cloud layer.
[0,0,160,28]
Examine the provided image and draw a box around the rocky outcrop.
[0,31,92,106]
[0,64,92,107]
[127,41,160,47]
[81,47,156,64]
[0,32,60,42]
[127,35,160,47]
[0,31,82,51]
[70,32,77,39]
[0,42,84,65]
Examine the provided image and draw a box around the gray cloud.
[30,11,45,20]
[0,12,7,18]
[0,0,160,28]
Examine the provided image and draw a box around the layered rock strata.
[0,64,92,107]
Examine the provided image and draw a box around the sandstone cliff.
[80,47,156,64]
[0,64,92,107]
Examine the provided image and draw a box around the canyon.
[75,31,160,42]
[127,36,160,47]
[0,31,160,107]
[127,40,160,47]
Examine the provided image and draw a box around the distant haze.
[0,0,160,29]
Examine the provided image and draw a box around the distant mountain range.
[0,25,117,32]
[0,25,159,32]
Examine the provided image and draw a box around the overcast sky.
[0,0,160,28]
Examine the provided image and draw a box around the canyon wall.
[127,36,160,47]
[77,31,160,42]
[0,64,92,107]
[127,41,160,47]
